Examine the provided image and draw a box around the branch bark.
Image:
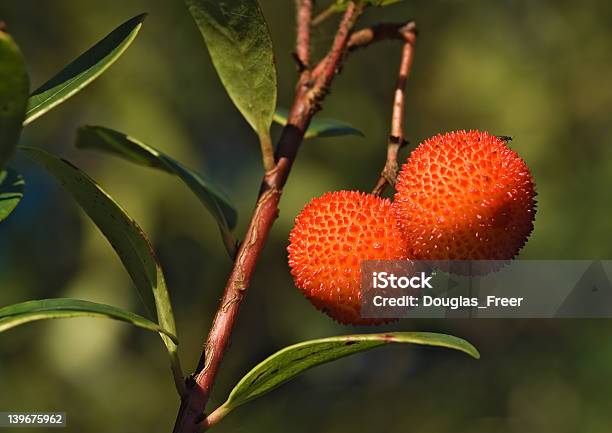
[372,21,417,196]
[295,0,312,68]
[172,4,361,433]
[348,21,416,52]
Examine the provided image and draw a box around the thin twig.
[310,4,363,90]
[171,4,362,433]
[348,21,416,52]
[372,22,417,196]
[295,0,313,68]
[311,20,415,89]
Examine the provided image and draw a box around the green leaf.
[0,298,176,342]
[21,146,160,318]
[24,14,146,126]
[75,125,238,258]
[273,108,364,139]
[186,0,277,143]
[0,30,29,167]
[0,168,25,222]
[334,0,403,11]
[20,146,184,394]
[222,332,478,412]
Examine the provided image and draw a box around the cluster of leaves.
[0,0,478,427]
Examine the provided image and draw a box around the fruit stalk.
[172,4,361,433]
[373,22,417,196]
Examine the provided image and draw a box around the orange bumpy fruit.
[288,191,409,325]
[394,130,536,260]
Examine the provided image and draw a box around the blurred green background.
[1,0,612,432]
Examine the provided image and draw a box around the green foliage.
[24,14,146,126]
[0,168,24,222]
[19,146,183,392]
[75,125,238,258]
[218,332,479,414]
[0,298,176,342]
[274,108,364,139]
[0,31,29,168]
[185,0,277,152]
[2,3,485,428]
[21,146,167,320]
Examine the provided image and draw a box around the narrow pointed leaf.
[222,332,479,411]
[0,298,176,342]
[22,146,158,317]
[75,125,238,258]
[186,0,277,142]
[274,108,364,139]
[20,146,181,389]
[0,168,25,222]
[24,14,146,126]
[0,30,29,167]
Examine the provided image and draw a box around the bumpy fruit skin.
[394,130,536,260]
[288,191,409,325]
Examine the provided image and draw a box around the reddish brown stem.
[295,0,312,68]
[348,21,414,52]
[372,22,417,196]
[172,4,361,433]
[312,7,361,89]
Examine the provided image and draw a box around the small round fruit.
[394,130,536,260]
[288,191,409,325]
